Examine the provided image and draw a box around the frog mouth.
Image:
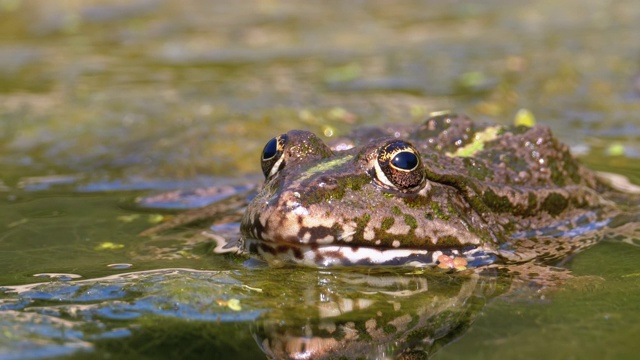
[243,239,496,268]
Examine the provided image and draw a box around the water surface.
[1,1,640,359]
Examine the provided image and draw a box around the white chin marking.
[244,239,495,268]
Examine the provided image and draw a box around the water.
[1,1,640,359]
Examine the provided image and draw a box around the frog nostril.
[316,176,338,189]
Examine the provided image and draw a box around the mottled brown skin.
[240,113,619,267]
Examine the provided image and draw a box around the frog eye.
[373,140,426,192]
[261,134,288,178]
[390,151,419,171]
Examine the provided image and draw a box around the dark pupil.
[262,137,278,160]
[391,151,418,170]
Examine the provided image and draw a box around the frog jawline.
[244,239,496,268]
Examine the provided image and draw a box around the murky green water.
[1,1,640,359]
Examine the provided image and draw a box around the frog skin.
[240,113,621,268]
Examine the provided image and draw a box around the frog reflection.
[251,269,507,360]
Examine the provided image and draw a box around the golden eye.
[261,137,278,161]
[260,134,288,178]
[390,150,419,172]
[374,140,426,192]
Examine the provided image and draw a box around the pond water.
[1,1,640,359]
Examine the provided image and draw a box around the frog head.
[240,129,496,267]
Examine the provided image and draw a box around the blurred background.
[1,0,639,186]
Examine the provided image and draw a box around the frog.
[141,112,638,270]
